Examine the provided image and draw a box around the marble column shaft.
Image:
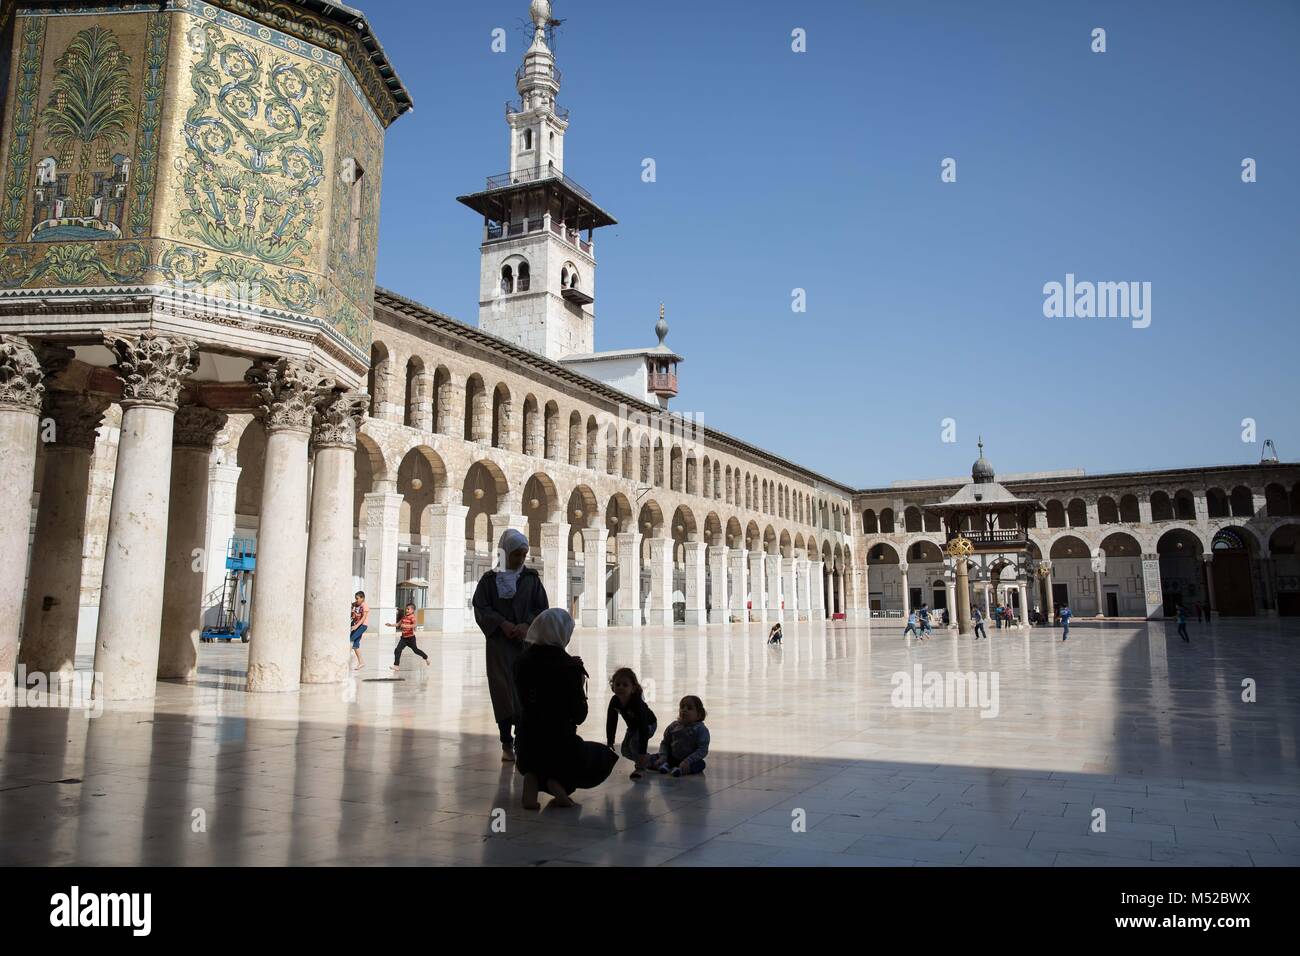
[93,331,199,701]
[0,336,48,678]
[614,531,641,626]
[581,525,608,627]
[158,405,227,680]
[301,391,365,684]
[20,392,106,677]
[683,540,707,625]
[646,537,673,625]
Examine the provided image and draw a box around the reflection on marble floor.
[2,618,1299,866]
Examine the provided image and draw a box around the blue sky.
[365,0,1299,489]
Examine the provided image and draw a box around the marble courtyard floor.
[1,618,1298,867]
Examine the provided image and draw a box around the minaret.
[457,0,617,360]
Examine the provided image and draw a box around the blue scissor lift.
[200,537,255,643]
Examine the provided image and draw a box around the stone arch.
[705,512,724,547]
[778,529,792,558]
[523,471,561,549]
[1066,498,1088,527]
[670,445,684,492]
[605,492,634,534]
[1119,493,1140,522]
[604,422,619,475]
[462,459,510,553]
[397,445,449,537]
[904,505,923,533]
[639,434,652,484]
[745,519,761,552]
[1264,483,1290,517]
[653,437,665,488]
[1173,488,1196,520]
[1207,487,1230,519]
[879,508,895,534]
[1048,534,1090,560]
[1229,485,1255,518]
[685,451,698,495]
[862,508,878,534]
[1097,495,1119,524]
[725,516,742,549]
[763,524,778,555]
[234,418,267,523]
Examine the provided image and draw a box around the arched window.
[522,128,533,150]
[517,261,530,292]
[862,510,878,534]
[500,264,514,295]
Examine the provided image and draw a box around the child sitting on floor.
[649,695,710,776]
[606,667,657,779]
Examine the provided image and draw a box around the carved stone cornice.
[104,331,199,411]
[247,358,335,434]
[0,334,45,413]
[312,390,368,449]
[173,405,230,449]
[42,391,111,451]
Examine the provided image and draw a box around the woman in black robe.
[472,528,548,762]
[514,608,617,809]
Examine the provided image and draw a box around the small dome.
[971,437,994,483]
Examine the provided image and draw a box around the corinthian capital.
[312,390,368,449]
[247,358,334,433]
[43,391,111,450]
[0,335,45,412]
[105,331,199,410]
[173,404,229,449]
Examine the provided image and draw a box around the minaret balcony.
[517,63,562,86]
[562,287,594,306]
[506,98,570,122]
[649,371,678,396]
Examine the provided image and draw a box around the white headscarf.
[525,607,574,649]
[495,528,529,598]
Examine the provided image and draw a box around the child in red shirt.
[388,603,429,675]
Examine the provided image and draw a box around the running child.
[389,602,430,675]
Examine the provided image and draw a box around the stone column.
[707,544,729,623]
[945,578,957,628]
[200,461,241,628]
[614,531,641,625]
[899,562,910,617]
[955,560,972,635]
[1017,581,1029,628]
[363,488,402,626]
[749,551,766,623]
[490,511,528,556]
[93,332,199,700]
[581,523,608,627]
[647,537,674,625]
[427,502,470,631]
[781,556,798,619]
[765,552,781,621]
[1260,553,1277,617]
[1202,554,1217,617]
[683,539,706,624]
[1042,563,1056,620]
[245,358,332,692]
[541,521,569,622]
[1093,566,1105,618]
[301,391,366,684]
[810,559,825,619]
[727,549,747,623]
[158,405,227,680]
[19,391,107,678]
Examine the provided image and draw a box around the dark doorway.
[1052,583,1069,610]
[1278,592,1300,617]
[1213,552,1256,616]
[933,588,947,610]
[909,587,923,610]
[1105,591,1119,617]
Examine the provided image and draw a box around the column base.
[684,609,706,625]
[424,606,464,633]
[707,609,726,624]
[581,609,606,628]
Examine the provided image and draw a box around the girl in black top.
[606,667,657,779]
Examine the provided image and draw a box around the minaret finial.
[655,303,668,346]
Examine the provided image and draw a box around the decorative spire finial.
[655,303,668,346]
